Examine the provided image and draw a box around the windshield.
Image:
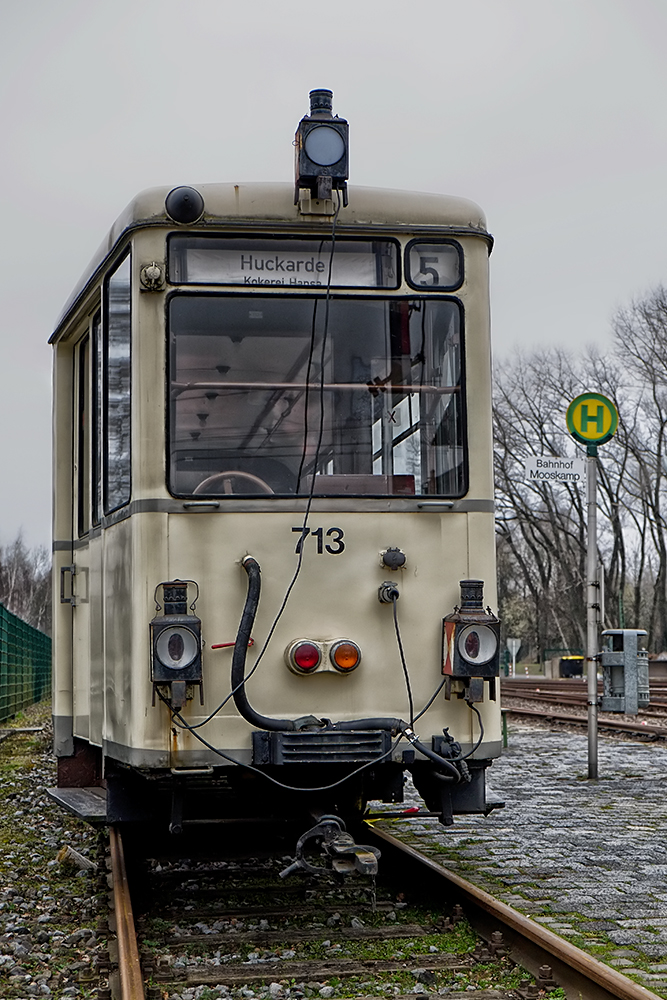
[168,295,466,498]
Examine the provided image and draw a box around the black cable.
[176,196,342,732]
[295,229,334,492]
[392,594,414,725]
[411,682,486,760]
[387,591,485,762]
[412,676,447,724]
[295,299,319,493]
[163,665,463,788]
[163,685,459,790]
[159,688,404,793]
[227,191,341,695]
[459,702,485,760]
[163,226,481,783]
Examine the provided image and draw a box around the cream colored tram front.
[51,183,501,830]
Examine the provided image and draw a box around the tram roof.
[51,182,490,341]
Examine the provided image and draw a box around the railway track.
[501,678,667,738]
[104,821,663,1000]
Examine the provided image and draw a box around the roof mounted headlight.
[294,89,349,206]
[165,186,205,224]
[304,126,346,166]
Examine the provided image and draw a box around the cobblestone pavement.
[380,721,667,997]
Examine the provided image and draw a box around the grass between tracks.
[140,886,542,996]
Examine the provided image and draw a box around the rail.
[106,817,665,1000]
[0,603,51,723]
[369,826,663,1000]
[501,677,667,737]
[109,826,145,1000]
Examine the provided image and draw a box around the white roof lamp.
[294,89,349,208]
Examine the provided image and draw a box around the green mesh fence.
[0,604,51,723]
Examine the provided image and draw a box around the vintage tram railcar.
[50,146,502,842]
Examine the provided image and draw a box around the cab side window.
[91,312,102,525]
[76,336,90,536]
[104,254,131,513]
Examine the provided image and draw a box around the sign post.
[507,637,521,677]
[566,393,618,780]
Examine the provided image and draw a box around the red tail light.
[289,640,321,673]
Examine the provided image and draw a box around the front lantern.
[294,89,349,206]
[442,580,500,702]
[151,580,203,710]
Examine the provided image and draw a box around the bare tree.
[0,534,51,634]
[494,343,645,658]
[608,287,667,650]
[494,349,587,659]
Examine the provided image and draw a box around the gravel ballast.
[5,702,667,998]
[0,702,105,998]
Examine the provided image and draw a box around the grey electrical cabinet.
[600,629,649,715]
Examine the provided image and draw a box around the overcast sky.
[1,0,666,548]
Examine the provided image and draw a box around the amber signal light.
[330,640,361,672]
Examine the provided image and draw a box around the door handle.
[60,565,76,605]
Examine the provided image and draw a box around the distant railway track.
[105,822,663,1000]
[501,677,667,738]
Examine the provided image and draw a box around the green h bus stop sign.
[566,392,618,447]
[566,391,618,781]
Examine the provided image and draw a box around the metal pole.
[587,443,598,779]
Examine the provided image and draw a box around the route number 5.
[418,256,439,285]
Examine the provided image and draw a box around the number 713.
[292,526,345,554]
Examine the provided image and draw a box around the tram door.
[70,310,105,749]
[72,334,92,744]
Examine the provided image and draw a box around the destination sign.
[169,236,399,289]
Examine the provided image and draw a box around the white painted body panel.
[52,182,499,773]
